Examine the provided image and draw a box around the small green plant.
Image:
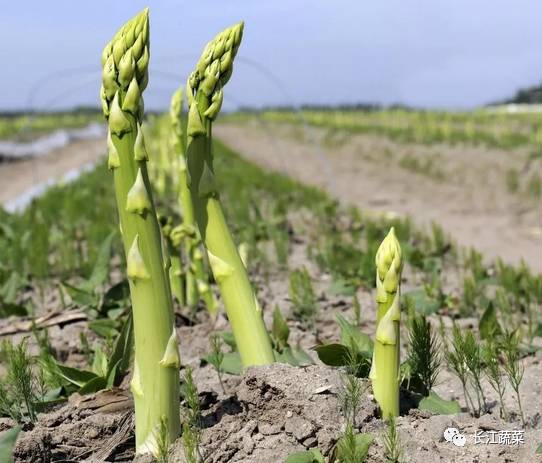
[405,314,441,396]
[331,425,373,463]
[526,173,542,198]
[207,334,225,393]
[502,331,525,426]
[339,345,366,427]
[153,417,171,463]
[289,267,318,329]
[383,416,404,463]
[483,340,507,420]
[352,294,362,327]
[180,367,202,463]
[505,168,520,193]
[0,339,40,423]
[270,306,313,366]
[446,325,486,416]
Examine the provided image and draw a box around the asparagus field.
[1,8,542,463]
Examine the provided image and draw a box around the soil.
[6,241,542,462]
[215,121,542,273]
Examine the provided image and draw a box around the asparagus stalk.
[369,227,403,418]
[185,23,274,366]
[100,9,180,455]
[170,88,218,316]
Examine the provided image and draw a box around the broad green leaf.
[218,331,237,350]
[220,352,242,375]
[62,282,97,307]
[0,426,21,463]
[106,313,133,382]
[314,343,351,367]
[418,391,461,415]
[89,318,119,338]
[87,231,116,289]
[291,347,313,366]
[479,302,502,340]
[272,306,290,349]
[536,442,542,454]
[0,302,28,318]
[106,361,120,388]
[329,278,356,296]
[336,314,373,355]
[404,289,440,315]
[284,449,325,463]
[92,345,108,378]
[55,364,99,388]
[79,376,108,395]
[334,433,373,462]
[0,273,25,304]
[103,280,130,305]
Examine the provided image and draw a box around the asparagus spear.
[100,9,180,455]
[170,88,218,316]
[369,227,403,418]
[185,23,274,366]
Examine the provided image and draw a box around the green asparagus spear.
[185,23,274,366]
[170,88,218,316]
[100,9,180,455]
[369,227,403,418]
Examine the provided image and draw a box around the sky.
[1,0,542,111]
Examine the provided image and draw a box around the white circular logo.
[452,434,466,447]
[444,427,459,442]
[444,427,466,447]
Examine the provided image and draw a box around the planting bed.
[0,129,541,462]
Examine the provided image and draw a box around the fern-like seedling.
[483,340,507,420]
[502,331,525,427]
[181,367,202,463]
[406,314,441,396]
[207,334,225,394]
[383,416,404,463]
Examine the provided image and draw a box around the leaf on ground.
[272,306,290,349]
[78,376,108,395]
[86,231,116,289]
[479,302,502,340]
[202,351,243,375]
[404,289,440,315]
[335,433,373,462]
[0,426,21,463]
[0,302,28,318]
[55,364,99,388]
[314,343,351,367]
[418,391,461,415]
[536,442,542,454]
[329,278,356,296]
[336,314,373,355]
[106,312,133,381]
[284,449,325,463]
[88,318,119,338]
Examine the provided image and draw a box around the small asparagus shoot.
[370,228,403,418]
